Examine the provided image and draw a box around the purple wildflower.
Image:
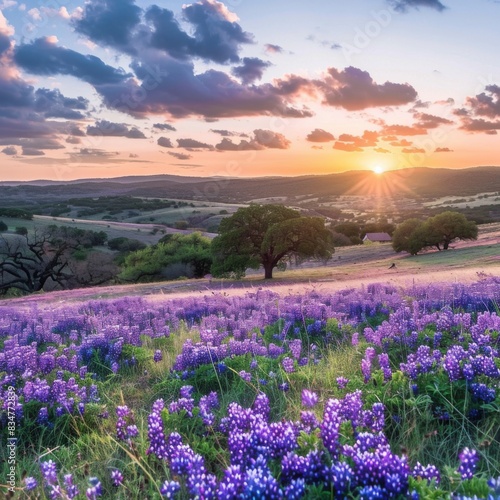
[301,389,319,408]
[282,356,295,373]
[160,480,180,498]
[111,469,124,487]
[458,447,479,480]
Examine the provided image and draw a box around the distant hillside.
[1,166,499,204]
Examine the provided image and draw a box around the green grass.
[403,245,500,267]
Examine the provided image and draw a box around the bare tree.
[0,228,117,295]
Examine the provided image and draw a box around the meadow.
[1,275,500,499]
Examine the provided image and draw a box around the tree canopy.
[392,211,478,255]
[211,204,334,279]
[119,232,212,282]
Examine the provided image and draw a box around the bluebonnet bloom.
[458,447,479,480]
[179,385,194,398]
[147,399,168,460]
[279,382,289,392]
[40,460,58,485]
[301,389,319,408]
[37,407,50,426]
[378,353,392,382]
[160,480,180,498]
[63,473,79,499]
[153,349,163,362]
[239,370,251,382]
[282,357,295,373]
[25,476,38,490]
[86,477,102,499]
[412,462,441,484]
[289,339,302,360]
[111,469,124,486]
[336,377,349,389]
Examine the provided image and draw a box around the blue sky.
[0,0,499,181]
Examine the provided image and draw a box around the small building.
[363,232,392,243]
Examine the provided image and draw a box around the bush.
[107,237,147,252]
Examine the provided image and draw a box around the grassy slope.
[2,223,498,309]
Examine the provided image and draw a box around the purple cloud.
[318,66,418,110]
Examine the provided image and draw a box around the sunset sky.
[0,0,499,181]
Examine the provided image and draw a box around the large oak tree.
[211,204,334,279]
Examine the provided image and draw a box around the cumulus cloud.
[86,120,146,139]
[27,7,42,21]
[306,128,335,142]
[333,130,379,151]
[157,137,174,148]
[153,123,177,132]
[374,147,390,153]
[33,88,89,120]
[435,147,453,152]
[70,148,119,159]
[389,139,413,147]
[388,0,447,12]
[168,151,192,160]
[380,123,427,136]
[413,112,453,128]
[435,97,455,106]
[465,85,500,118]
[15,37,130,85]
[253,129,291,149]
[0,137,64,150]
[68,125,85,137]
[459,118,500,134]
[216,129,290,151]
[402,147,426,153]
[1,145,16,155]
[264,43,284,53]
[74,0,142,53]
[317,66,418,110]
[181,0,253,63]
[177,138,214,151]
[0,28,91,148]
[22,147,44,156]
[0,2,17,10]
[215,137,264,151]
[456,85,500,134]
[210,129,248,137]
[232,57,271,84]
[96,50,312,119]
[145,1,252,64]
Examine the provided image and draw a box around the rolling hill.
[0,166,499,205]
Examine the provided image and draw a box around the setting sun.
[373,165,385,175]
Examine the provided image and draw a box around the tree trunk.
[263,262,274,279]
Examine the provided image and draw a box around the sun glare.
[372,165,384,175]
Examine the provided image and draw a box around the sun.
[372,165,385,175]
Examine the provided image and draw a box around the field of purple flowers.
[1,277,500,499]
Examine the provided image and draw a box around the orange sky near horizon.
[0,1,499,182]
